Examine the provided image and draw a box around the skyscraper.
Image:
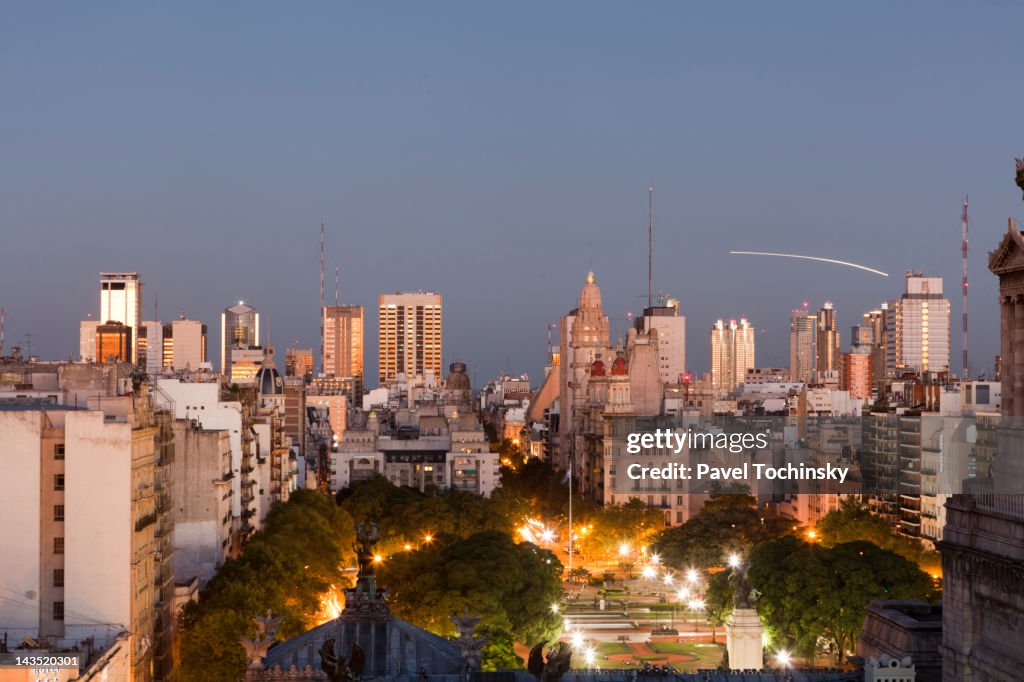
[789,307,816,382]
[885,272,951,377]
[79,320,99,362]
[99,272,142,363]
[816,301,840,374]
[96,321,132,364]
[710,318,755,392]
[221,302,259,374]
[378,292,442,383]
[323,305,364,398]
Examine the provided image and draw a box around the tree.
[703,571,732,644]
[378,530,563,644]
[747,536,935,664]
[478,626,524,671]
[653,492,792,569]
[178,491,356,682]
[816,497,941,574]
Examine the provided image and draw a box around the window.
[54,474,64,491]
[54,444,65,459]
[53,601,64,620]
[53,569,64,587]
[977,385,990,404]
[54,537,64,554]
[54,505,64,522]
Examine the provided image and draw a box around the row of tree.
[178,490,357,682]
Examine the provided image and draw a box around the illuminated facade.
[638,298,687,384]
[789,307,816,382]
[841,351,873,400]
[221,302,259,374]
[378,292,442,383]
[96,322,132,364]
[285,348,314,379]
[885,273,951,376]
[323,305,364,399]
[710,318,755,392]
[816,301,840,374]
[99,272,142,363]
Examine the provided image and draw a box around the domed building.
[443,361,472,407]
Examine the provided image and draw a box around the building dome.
[611,356,628,376]
[255,363,284,395]
[591,359,606,376]
[579,271,603,311]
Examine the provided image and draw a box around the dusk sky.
[3,3,1023,384]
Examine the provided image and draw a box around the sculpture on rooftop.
[240,610,284,670]
[354,522,381,577]
[319,638,366,682]
[451,610,487,675]
[1016,158,1024,200]
[527,641,572,682]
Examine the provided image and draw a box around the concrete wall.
[0,411,44,635]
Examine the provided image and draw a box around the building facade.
[378,293,442,384]
[789,307,816,382]
[99,272,143,363]
[323,305,364,399]
[221,302,260,374]
[885,273,951,377]
[710,318,755,393]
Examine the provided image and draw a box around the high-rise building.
[864,308,886,388]
[816,301,840,374]
[638,298,686,384]
[789,308,816,382]
[285,348,314,379]
[221,302,259,374]
[96,321,133,364]
[165,318,207,370]
[323,305,364,399]
[79,320,99,362]
[378,292,442,384]
[99,273,142,363]
[137,321,164,375]
[885,272,951,377]
[841,352,872,400]
[710,318,755,392]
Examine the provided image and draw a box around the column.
[1003,296,1014,417]
[1015,295,1024,418]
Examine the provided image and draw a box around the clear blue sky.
[2,2,1022,383]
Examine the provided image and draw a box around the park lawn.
[647,641,724,670]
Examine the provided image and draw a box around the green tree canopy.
[653,492,793,569]
[747,536,935,663]
[179,490,356,682]
[816,497,941,573]
[378,530,563,644]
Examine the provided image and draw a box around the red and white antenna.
[0,307,5,356]
[320,222,325,373]
[962,196,969,380]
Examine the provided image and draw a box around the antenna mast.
[962,196,969,380]
[647,185,653,310]
[335,267,340,306]
[0,307,5,356]
[320,222,325,374]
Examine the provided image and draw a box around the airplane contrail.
[729,251,889,277]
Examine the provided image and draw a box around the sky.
[2,2,1023,385]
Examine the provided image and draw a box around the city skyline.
[3,4,1023,381]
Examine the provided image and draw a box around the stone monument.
[724,561,763,670]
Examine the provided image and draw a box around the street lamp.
[728,553,741,568]
[686,568,698,584]
[775,649,792,668]
[550,603,560,615]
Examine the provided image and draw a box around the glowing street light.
[807,529,818,541]
[662,573,674,586]
[618,543,631,557]
[551,603,560,614]
[403,544,412,551]
[689,599,705,611]
[373,555,383,564]
[687,568,698,583]
[423,534,433,544]
[583,646,597,667]
[540,529,555,544]
[728,553,741,568]
[641,566,657,579]
[649,553,661,564]
[676,587,690,601]
[570,630,584,649]
[775,650,792,667]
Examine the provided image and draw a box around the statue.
[729,563,757,609]
[354,522,381,577]
[319,638,366,682]
[451,610,487,675]
[240,610,284,670]
[527,641,572,682]
[1016,158,1024,200]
